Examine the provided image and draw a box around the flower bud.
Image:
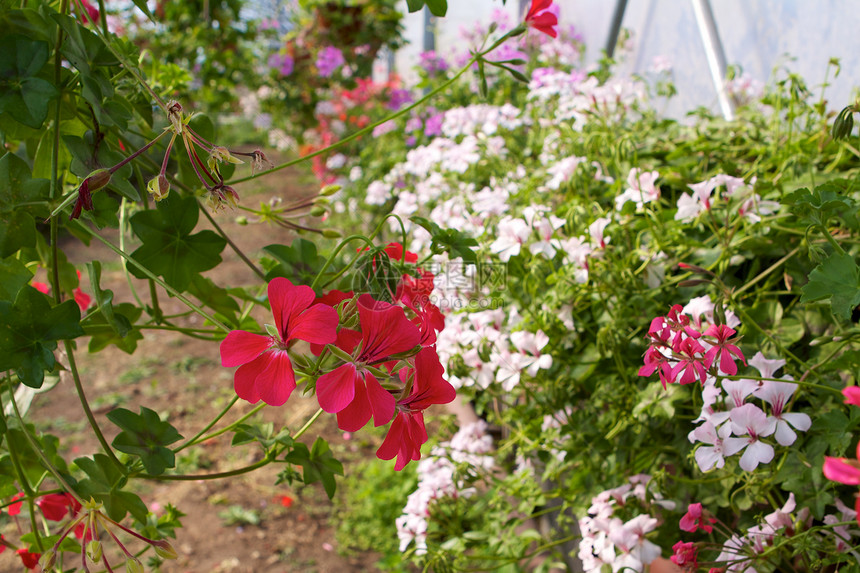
[153,539,178,560]
[39,550,57,571]
[87,540,103,562]
[235,215,248,226]
[147,174,170,202]
[310,206,327,217]
[322,229,342,238]
[126,557,145,573]
[84,169,113,193]
[320,184,341,196]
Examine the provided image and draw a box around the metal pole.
[691,0,735,120]
[605,0,629,58]
[423,5,435,53]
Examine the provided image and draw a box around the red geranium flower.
[17,548,40,569]
[524,0,559,38]
[377,346,456,470]
[220,278,338,406]
[37,492,81,521]
[316,295,421,431]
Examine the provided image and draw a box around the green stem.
[140,456,272,481]
[75,223,231,332]
[192,403,267,444]
[197,199,266,280]
[293,408,323,440]
[173,396,239,453]
[5,384,83,504]
[118,198,146,309]
[64,339,125,469]
[136,168,164,323]
[227,30,520,187]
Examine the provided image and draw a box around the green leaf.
[800,252,860,320]
[0,255,33,302]
[0,212,35,259]
[425,0,448,17]
[262,239,327,286]
[284,438,343,499]
[85,302,143,354]
[231,423,292,451]
[74,453,148,522]
[187,275,241,327]
[410,216,479,263]
[0,286,84,387]
[128,195,227,292]
[129,0,155,21]
[405,0,425,12]
[107,406,183,476]
[0,35,57,128]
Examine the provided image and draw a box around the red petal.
[267,277,315,340]
[234,353,272,403]
[376,412,407,462]
[316,363,358,413]
[406,347,456,409]
[336,380,372,432]
[287,303,339,345]
[357,294,421,363]
[220,331,273,367]
[255,350,296,406]
[364,372,396,427]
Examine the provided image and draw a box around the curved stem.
[5,383,84,504]
[197,199,266,280]
[192,403,267,444]
[293,408,323,440]
[139,456,272,481]
[64,339,125,469]
[226,30,518,187]
[118,198,146,309]
[173,395,239,453]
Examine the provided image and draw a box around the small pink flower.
[671,540,698,568]
[703,324,746,376]
[670,338,708,385]
[843,387,860,407]
[823,442,860,485]
[679,503,715,533]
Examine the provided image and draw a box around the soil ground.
[0,164,385,572]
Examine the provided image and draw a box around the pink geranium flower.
[679,502,715,533]
[220,278,339,406]
[316,295,421,431]
[727,404,776,471]
[524,0,559,38]
[377,347,456,470]
[670,338,708,385]
[823,442,860,486]
[703,324,746,375]
[670,540,698,569]
[843,386,860,407]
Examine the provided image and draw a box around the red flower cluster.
[639,304,746,388]
[524,0,559,38]
[220,245,454,470]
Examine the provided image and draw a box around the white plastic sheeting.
[394,0,860,118]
